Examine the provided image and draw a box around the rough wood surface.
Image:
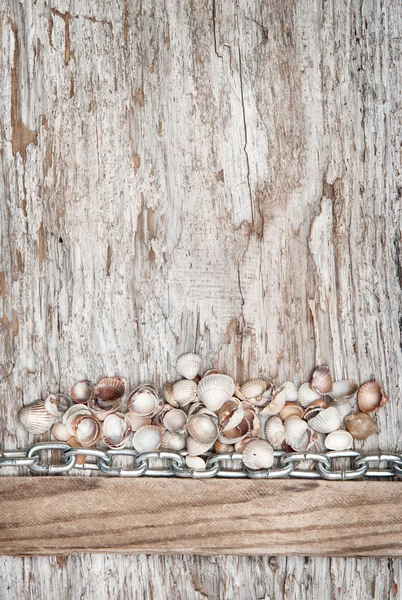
[1,478,402,558]
[0,0,401,598]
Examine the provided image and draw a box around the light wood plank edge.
[0,477,400,557]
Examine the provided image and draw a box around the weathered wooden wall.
[0,0,401,598]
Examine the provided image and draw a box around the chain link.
[1,443,402,479]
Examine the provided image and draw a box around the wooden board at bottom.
[0,477,400,557]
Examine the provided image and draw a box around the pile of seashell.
[18,355,388,471]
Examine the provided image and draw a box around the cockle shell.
[298,383,321,408]
[71,380,92,404]
[71,413,101,447]
[197,374,235,411]
[260,386,287,416]
[284,416,307,450]
[324,429,353,451]
[163,382,178,408]
[214,440,234,453]
[127,384,160,417]
[186,456,206,470]
[163,408,187,434]
[126,413,152,431]
[18,400,55,434]
[240,379,267,400]
[345,412,378,440]
[187,414,218,445]
[176,353,202,380]
[330,380,358,401]
[44,393,72,418]
[242,439,274,470]
[308,406,342,433]
[264,417,285,448]
[280,402,304,420]
[51,421,71,442]
[186,435,213,456]
[311,365,333,395]
[63,404,92,424]
[357,381,388,413]
[161,430,187,451]
[102,412,132,449]
[282,381,299,402]
[132,425,161,452]
[93,376,126,403]
[217,398,244,431]
[171,379,198,407]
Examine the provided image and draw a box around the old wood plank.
[0,477,400,558]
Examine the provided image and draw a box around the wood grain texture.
[1,477,402,558]
[1,0,402,598]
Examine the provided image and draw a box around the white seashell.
[357,380,388,413]
[163,408,187,434]
[126,413,152,431]
[186,435,213,456]
[51,421,71,442]
[132,425,161,452]
[127,384,160,417]
[187,414,218,444]
[171,379,198,407]
[71,380,92,404]
[334,401,353,419]
[330,380,358,401]
[260,386,287,416]
[18,400,55,434]
[264,417,285,448]
[240,379,267,399]
[63,404,92,424]
[324,430,353,451]
[197,374,235,411]
[44,393,72,418]
[161,430,187,451]
[242,439,274,470]
[102,413,132,449]
[282,381,299,402]
[71,413,101,447]
[163,382,178,408]
[308,406,342,433]
[298,383,321,407]
[284,416,307,448]
[186,456,206,470]
[311,365,332,395]
[176,353,202,380]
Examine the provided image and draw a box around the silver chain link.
[1,443,402,479]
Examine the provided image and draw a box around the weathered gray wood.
[1,0,401,598]
[1,478,402,558]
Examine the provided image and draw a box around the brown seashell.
[217,398,244,431]
[280,402,304,420]
[345,412,378,440]
[214,440,235,453]
[357,381,388,413]
[163,382,178,407]
[93,377,126,403]
[71,380,93,404]
[311,365,333,395]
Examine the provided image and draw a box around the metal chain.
[1,443,402,479]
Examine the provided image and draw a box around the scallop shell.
[197,374,235,411]
[18,400,55,434]
[127,384,160,417]
[213,440,235,453]
[357,381,388,413]
[176,353,202,380]
[101,413,132,449]
[240,379,267,399]
[71,380,93,404]
[308,406,342,433]
[132,425,161,452]
[161,430,187,451]
[298,383,321,407]
[345,412,378,440]
[44,393,72,417]
[264,417,285,448]
[330,380,358,401]
[187,414,218,445]
[280,402,304,420]
[324,429,353,451]
[217,399,244,431]
[311,365,333,395]
[186,435,213,456]
[186,456,206,470]
[282,381,299,402]
[93,376,126,403]
[126,413,152,431]
[171,379,198,407]
[71,413,101,447]
[51,421,71,442]
[242,439,274,470]
[260,386,287,416]
[163,408,187,434]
